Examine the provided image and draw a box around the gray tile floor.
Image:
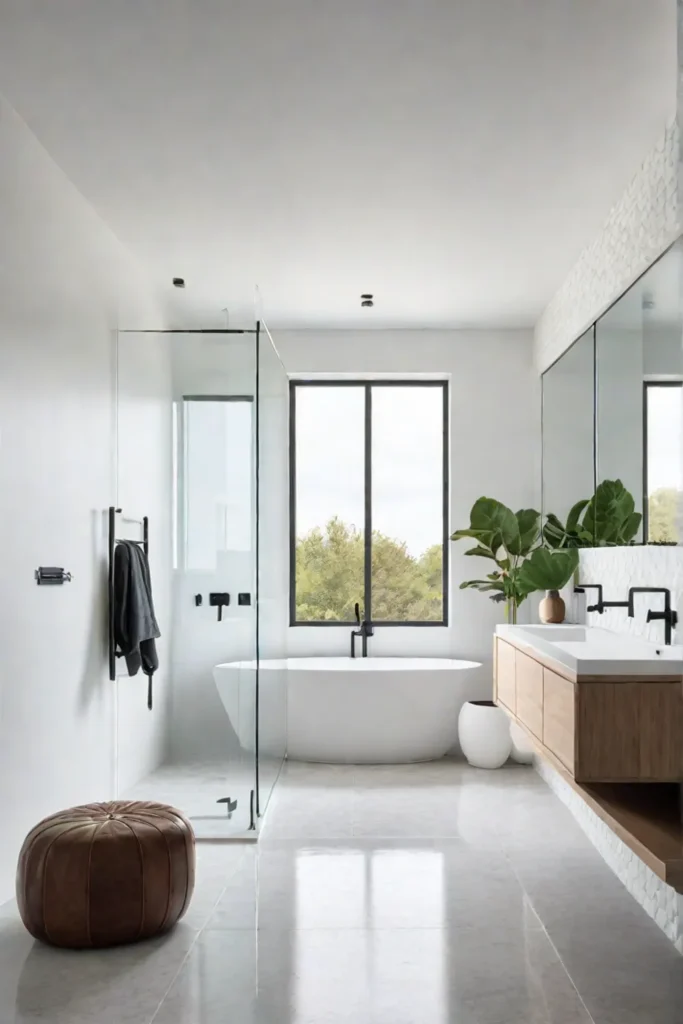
[1,759,682,1022]
[123,759,258,839]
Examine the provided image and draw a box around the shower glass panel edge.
[256,320,289,819]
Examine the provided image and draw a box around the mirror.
[542,328,594,524]
[541,239,683,545]
[596,242,683,544]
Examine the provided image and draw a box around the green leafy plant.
[544,479,642,548]
[517,547,580,593]
[451,499,578,623]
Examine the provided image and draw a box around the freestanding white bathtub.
[213,657,481,764]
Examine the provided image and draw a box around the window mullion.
[364,383,372,621]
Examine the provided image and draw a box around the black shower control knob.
[209,592,230,621]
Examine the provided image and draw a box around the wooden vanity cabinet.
[494,637,683,783]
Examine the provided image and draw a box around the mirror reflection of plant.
[544,479,642,548]
[451,499,578,623]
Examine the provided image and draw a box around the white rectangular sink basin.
[497,623,683,676]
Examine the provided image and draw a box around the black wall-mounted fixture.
[172,277,185,288]
[108,506,149,683]
[361,292,374,308]
[194,594,203,607]
[628,587,678,645]
[574,583,628,615]
[35,567,72,585]
[576,582,678,645]
[209,592,230,621]
[216,796,237,818]
[238,593,252,606]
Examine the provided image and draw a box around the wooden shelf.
[511,713,683,891]
[572,777,683,892]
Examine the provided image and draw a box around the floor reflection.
[2,760,683,1023]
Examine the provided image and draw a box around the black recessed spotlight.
[172,277,186,289]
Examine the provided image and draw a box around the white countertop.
[496,623,683,677]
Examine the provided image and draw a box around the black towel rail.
[108,506,149,681]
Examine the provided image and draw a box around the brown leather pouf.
[16,800,195,949]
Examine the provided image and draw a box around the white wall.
[276,329,540,697]
[0,97,169,904]
[115,333,173,792]
[644,323,683,376]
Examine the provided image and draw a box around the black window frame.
[289,379,449,627]
[642,379,683,543]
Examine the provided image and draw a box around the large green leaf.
[585,480,632,544]
[517,547,579,593]
[542,515,568,549]
[515,508,541,555]
[566,499,590,533]
[469,498,519,555]
[450,527,493,543]
[621,511,643,543]
[463,545,497,560]
[459,579,505,593]
[550,481,641,548]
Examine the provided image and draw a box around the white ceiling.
[0,0,676,329]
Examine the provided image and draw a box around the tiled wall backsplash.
[577,546,683,643]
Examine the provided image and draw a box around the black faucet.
[574,583,628,615]
[351,602,374,658]
[628,587,678,645]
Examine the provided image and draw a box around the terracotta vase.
[539,589,565,624]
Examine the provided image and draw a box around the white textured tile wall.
[579,546,683,643]
[537,758,683,953]
[540,545,683,952]
[535,120,680,373]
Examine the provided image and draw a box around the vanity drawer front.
[496,639,516,713]
[543,669,575,773]
[639,683,683,780]
[515,650,543,739]
[576,682,683,782]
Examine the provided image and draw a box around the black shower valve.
[209,592,230,621]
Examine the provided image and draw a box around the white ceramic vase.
[509,721,534,764]
[458,700,512,769]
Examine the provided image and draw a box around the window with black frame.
[289,380,449,625]
[644,381,683,544]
